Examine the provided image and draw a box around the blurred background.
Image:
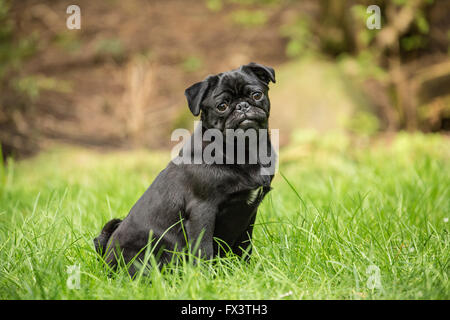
[1,0,449,159]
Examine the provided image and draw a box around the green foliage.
[205,0,281,11]
[0,145,5,195]
[12,75,72,101]
[392,0,408,5]
[344,111,380,136]
[228,0,281,4]
[0,0,37,80]
[94,38,125,61]
[205,0,223,12]
[337,51,388,82]
[348,2,435,55]
[401,35,427,51]
[230,9,267,28]
[54,32,82,53]
[279,16,314,58]
[414,11,430,34]
[399,9,430,52]
[181,56,204,73]
[0,134,448,299]
[350,4,380,47]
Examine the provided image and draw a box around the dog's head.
[184,62,275,132]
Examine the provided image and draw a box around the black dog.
[94,62,276,276]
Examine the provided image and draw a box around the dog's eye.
[217,102,228,112]
[252,92,263,101]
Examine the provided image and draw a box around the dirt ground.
[5,0,317,156]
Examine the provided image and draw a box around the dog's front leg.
[185,201,216,260]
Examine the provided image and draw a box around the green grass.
[0,132,449,299]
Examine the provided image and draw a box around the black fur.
[94,63,276,276]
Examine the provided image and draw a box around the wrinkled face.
[200,72,270,132]
[184,62,275,133]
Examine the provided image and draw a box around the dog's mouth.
[238,119,259,130]
[224,109,268,131]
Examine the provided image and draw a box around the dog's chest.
[217,185,267,217]
[215,185,267,243]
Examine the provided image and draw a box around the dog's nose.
[236,102,251,112]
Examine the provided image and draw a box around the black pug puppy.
[94,62,277,276]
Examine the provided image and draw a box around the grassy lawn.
[0,132,449,299]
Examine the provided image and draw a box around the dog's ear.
[241,62,276,84]
[184,80,208,116]
[185,75,219,116]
